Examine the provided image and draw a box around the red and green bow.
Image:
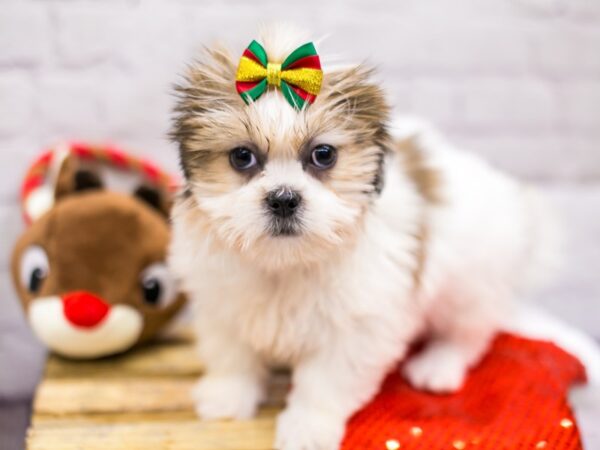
[235,40,323,109]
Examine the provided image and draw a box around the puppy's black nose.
[266,188,302,218]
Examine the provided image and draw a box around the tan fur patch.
[395,136,442,205]
[411,222,430,290]
[393,137,443,290]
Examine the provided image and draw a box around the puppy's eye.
[140,263,177,307]
[20,246,49,294]
[310,144,337,169]
[229,147,257,171]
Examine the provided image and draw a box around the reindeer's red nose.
[62,291,110,328]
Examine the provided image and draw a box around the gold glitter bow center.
[266,62,282,87]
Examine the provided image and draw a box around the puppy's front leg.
[276,341,405,450]
[193,326,267,420]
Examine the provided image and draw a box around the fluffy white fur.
[169,28,560,450]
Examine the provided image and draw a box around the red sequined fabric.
[343,334,587,450]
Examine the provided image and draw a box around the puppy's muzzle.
[265,187,302,219]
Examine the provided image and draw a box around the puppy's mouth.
[268,216,302,237]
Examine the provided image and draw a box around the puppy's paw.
[192,374,264,420]
[275,407,345,450]
[403,341,468,393]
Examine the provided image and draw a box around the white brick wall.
[0,73,35,136]
[0,4,50,67]
[1,0,599,399]
[0,0,599,179]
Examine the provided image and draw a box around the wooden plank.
[32,411,199,427]
[44,331,202,379]
[34,376,288,417]
[32,408,280,428]
[27,327,288,450]
[34,378,196,415]
[27,418,276,450]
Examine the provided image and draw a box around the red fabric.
[20,142,181,224]
[21,151,54,199]
[106,147,129,168]
[141,161,161,182]
[243,48,263,65]
[21,174,44,200]
[62,291,110,328]
[284,55,322,70]
[343,334,586,450]
[33,150,54,167]
[70,142,94,159]
[236,80,261,93]
[288,83,316,104]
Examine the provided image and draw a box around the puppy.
[169,25,559,450]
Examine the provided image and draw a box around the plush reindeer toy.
[11,144,187,359]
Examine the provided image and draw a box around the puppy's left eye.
[229,147,258,171]
[140,263,177,307]
[310,144,337,169]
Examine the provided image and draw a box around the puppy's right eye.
[229,147,257,171]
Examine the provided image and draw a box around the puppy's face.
[173,44,390,270]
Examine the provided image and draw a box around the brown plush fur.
[12,165,186,347]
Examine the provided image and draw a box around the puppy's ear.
[171,46,242,179]
[318,66,391,144]
[174,47,240,112]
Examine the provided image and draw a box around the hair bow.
[235,40,323,109]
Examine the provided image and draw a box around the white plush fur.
[169,27,561,450]
[28,297,143,359]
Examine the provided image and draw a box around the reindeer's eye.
[20,246,49,294]
[140,263,177,307]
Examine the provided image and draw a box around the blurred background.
[1,0,599,448]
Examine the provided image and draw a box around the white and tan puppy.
[169,25,559,450]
